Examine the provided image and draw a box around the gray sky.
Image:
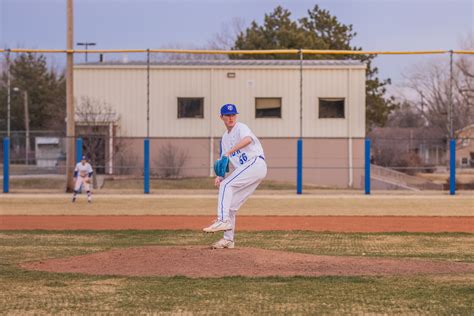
[1,0,473,90]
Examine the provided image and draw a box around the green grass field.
[1,193,473,216]
[1,230,473,314]
[7,176,322,191]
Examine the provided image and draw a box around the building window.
[319,98,345,119]
[178,98,204,118]
[255,98,282,118]
[461,157,469,166]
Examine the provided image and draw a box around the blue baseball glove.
[214,156,230,177]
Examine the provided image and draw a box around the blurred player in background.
[72,155,93,203]
[203,104,267,249]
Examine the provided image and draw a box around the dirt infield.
[1,215,473,232]
[20,246,474,278]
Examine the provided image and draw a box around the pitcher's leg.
[206,158,264,234]
[217,183,234,221]
[204,181,234,233]
[218,157,265,219]
[223,177,265,243]
[230,178,262,211]
[223,209,237,241]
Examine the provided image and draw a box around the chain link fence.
[1,132,473,192]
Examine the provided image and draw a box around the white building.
[35,137,63,168]
[74,60,367,188]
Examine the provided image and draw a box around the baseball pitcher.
[203,104,267,249]
[72,155,93,203]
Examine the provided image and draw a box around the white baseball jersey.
[74,162,93,178]
[74,162,93,192]
[221,122,265,168]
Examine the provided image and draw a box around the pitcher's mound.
[21,246,474,278]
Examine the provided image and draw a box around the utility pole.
[66,0,75,191]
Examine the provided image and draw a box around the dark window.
[255,98,282,118]
[319,98,345,119]
[178,98,204,118]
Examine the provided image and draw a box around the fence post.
[449,139,456,195]
[297,138,303,195]
[365,138,371,195]
[144,139,150,194]
[76,138,83,163]
[3,137,9,193]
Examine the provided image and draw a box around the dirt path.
[1,215,473,232]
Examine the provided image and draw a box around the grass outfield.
[7,177,317,191]
[8,175,474,192]
[418,172,474,185]
[1,230,473,314]
[1,194,473,216]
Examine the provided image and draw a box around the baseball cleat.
[211,238,235,249]
[203,220,232,233]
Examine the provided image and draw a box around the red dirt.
[1,215,473,232]
[20,246,474,278]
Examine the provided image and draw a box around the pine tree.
[232,5,396,129]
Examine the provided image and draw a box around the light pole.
[13,87,30,165]
[76,42,96,62]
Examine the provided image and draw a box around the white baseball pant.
[217,156,267,241]
[74,176,91,192]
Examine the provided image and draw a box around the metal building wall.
[74,67,148,136]
[150,69,213,137]
[210,68,301,137]
[302,68,366,138]
[74,63,366,138]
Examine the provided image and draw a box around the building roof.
[456,124,474,135]
[76,59,366,68]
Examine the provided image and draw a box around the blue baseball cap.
[81,155,87,161]
[220,103,239,115]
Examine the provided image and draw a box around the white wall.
[74,62,366,138]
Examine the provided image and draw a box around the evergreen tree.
[0,53,65,132]
[232,5,396,129]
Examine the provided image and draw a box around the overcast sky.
[0,0,472,94]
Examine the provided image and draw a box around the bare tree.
[154,142,188,178]
[151,18,246,61]
[207,17,247,50]
[457,32,474,81]
[402,34,474,137]
[456,32,474,126]
[386,101,425,128]
[75,96,121,187]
